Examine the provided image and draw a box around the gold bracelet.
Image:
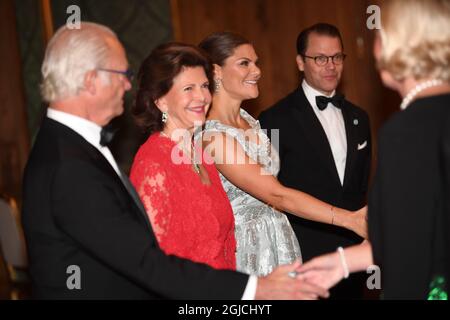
[331,206,335,225]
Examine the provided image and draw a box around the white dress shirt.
[46,108,257,299]
[302,80,347,185]
[47,108,121,176]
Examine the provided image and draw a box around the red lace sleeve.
[129,137,200,259]
[130,158,171,242]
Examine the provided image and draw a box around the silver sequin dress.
[201,109,302,276]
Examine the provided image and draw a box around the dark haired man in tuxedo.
[259,23,371,299]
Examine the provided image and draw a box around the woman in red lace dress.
[129,43,236,270]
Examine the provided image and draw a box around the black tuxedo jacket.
[259,88,372,260]
[22,118,248,299]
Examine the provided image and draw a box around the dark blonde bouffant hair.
[378,0,450,82]
[133,42,214,135]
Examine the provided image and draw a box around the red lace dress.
[130,133,236,270]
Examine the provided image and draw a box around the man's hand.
[255,260,330,300]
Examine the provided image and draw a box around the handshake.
[255,260,330,300]
[257,240,371,300]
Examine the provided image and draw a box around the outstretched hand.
[255,260,330,300]
[296,253,345,291]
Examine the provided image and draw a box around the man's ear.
[296,55,305,72]
[83,70,97,95]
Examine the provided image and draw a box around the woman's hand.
[350,206,368,239]
[298,242,374,292]
[296,252,346,291]
[334,206,368,239]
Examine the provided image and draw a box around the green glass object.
[427,275,448,300]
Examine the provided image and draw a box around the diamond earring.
[214,79,221,92]
[162,111,168,123]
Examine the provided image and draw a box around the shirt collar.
[302,79,336,111]
[47,108,102,149]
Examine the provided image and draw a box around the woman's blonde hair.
[378,0,450,81]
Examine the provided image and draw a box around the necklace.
[400,79,444,110]
[160,131,201,175]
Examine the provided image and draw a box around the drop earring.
[162,111,168,123]
[214,79,221,92]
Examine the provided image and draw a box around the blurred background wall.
[0,0,400,203]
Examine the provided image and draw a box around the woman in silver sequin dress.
[196,32,367,276]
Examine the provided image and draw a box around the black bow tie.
[100,123,118,147]
[316,94,345,111]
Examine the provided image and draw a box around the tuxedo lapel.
[48,119,153,231]
[88,146,153,232]
[341,103,358,188]
[117,168,149,222]
[292,89,342,187]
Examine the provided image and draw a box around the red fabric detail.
[130,133,236,270]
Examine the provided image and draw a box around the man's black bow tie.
[316,94,345,111]
[100,123,118,147]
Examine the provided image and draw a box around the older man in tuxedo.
[259,23,371,299]
[21,22,328,300]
